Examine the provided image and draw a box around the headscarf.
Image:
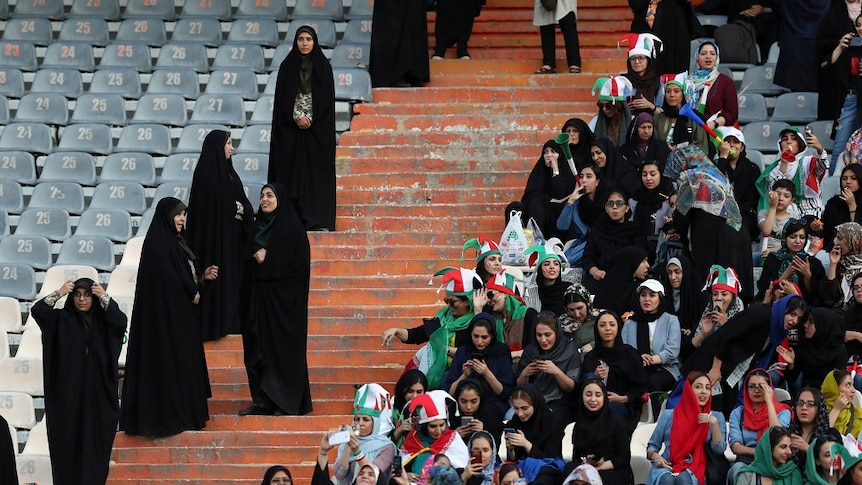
[558,283,598,336]
[463,313,511,360]
[669,373,712,484]
[742,370,791,440]
[689,41,721,115]
[573,379,621,460]
[466,431,498,485]
[664,144,742,231]
[254,184,281,249]
[589,138,623,186]
[789,388,831,451]
[836,222,862,304]
[804,431,843,485]
[64,277,97,334]
[393,369,428,422]
[738,427,803,485]
[336,398,397,484]
[630,161,674,232]
[428,465,463,485]
[592,102,631,147]
[661,256,707,332]
[754,295,801,372]
[585,311,649,405]
[630,112,654,159]
[496,295,529,351]
[523,140,576,201]
[294,26,316,94]
[561,118,595,173]
[822,164,862,252]
[562,464,603,485]
[163,199,195,261]
[821,371,862,437]
[261,465,292,485]
[593,245,648,315]
[625,56,660,105]
[771,219,808,285]
[518,314,581,400]
[796,309,847,383]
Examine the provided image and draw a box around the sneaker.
[431,55,443,60]
[459,55,471,60]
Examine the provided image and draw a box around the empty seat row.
[0,234,117,271]
[737,92,819,125]
[741,119,834,154]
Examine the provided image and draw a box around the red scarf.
[401,427,458,465]
[669,376,711,484]
[743,373,791,440]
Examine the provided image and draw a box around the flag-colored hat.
[779,125,807,150]
[431,267,484,296]
[461,236,501,263]
[408,389,454,424]
[591,76,634,102]
[829,439,862,480]
[485,270,524,304]
[619,33,662,59]
[352,383,392,417]
[703,265,741,295]
[526,237,567,269]
[660,72,688,92]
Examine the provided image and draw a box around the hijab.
[836,222,862,304]
[629,112,654,159]
[628,287,667,356]
[393,370,429,420]
[823,165,862,251]
[689,41,721,114]
[593,245,648,315]
[427,296,477,389]
[508,383,557,444]
[261,466,292,485]
[738,428,803,485]
[625,56,660,104]
[561,118,595,173]
[464,313,510,359]
[573,378,622,456]
[162,200,195,261]
[797,309,847,378]
[336,411,397,484]
[592,102,631,147]
[630,161,673,232]
[670,374,712,484]
[537,278,568,318]
[584,312,648,397]
[558,283,598,337]
[742,370,791,440]
[821,371,862,437]
[590,137,623,185]
[454,378,503,438]
[294,26,316,94]
[65,277,97,335]
[791,388,832,471]
[519,315,581,399]
[661,256,706,332]
[523,140,576,200]
[754,295,800,371]
[804,430,843,485]
[772,220,808,285]
[254,184,283,249]
[466,431,498,485]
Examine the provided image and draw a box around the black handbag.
[704,443,731,485]
[540,0,556,11]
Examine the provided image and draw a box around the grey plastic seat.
[75,208,133,241]
[175,123,228,153]
[160,153,198,182]
[232,153,268,184]
[286,20,337,48]
[0,122,54,153]
[30,181,85,214]
[136,208,154,235]
[14,93,69,125]
[0,42,38,71]
[30,68,85,98]
[131,93,188,126]
[190,93,246,127]
[330,43,369,68]
[0,211,7,238]
[57,123,113,154]
[99,42,152,73]
[12,0,64,20]
[0,235,52,269]
[0,95,9,124]
[155,43,209,73]
[741,64,789,96]
[292,0,343,21]
[146,68,200,99]
[342,19,372,43]
[268,44,291,72]
[0,68,25,97]
[212,44,265,73]
[249,95,273,124]
[737,92,768,124]
[236,124,271,153]
[0,151,35,183]
[746,149,765,171]
[100,152,157,186]
[89,68,142,98]
[0,180,24,213]
[335,100,350,131]
[244,182,263,212]
[227,19,279,47]
[807,120,834,145]
[771,92,819,124]
[90,181,147,214]
[115,18,167,46]
[15,208,71,241]
[2,18,53,46]
[70,93,127,126]
[205,68,260,99]
[0,263,36,300]
[767,42,780,63]
[58,18,111,46]
[70,0,119,19]
[333,67,372,102]
[171,18,223,47]
[56,235,116,270]
[180,0,232,20]
[236,0,287,20]
[115,123,171,155]
[0,0,8,19]
[152,181,191,205]
[123,0,176,20]
[41,42,96,71]
[742,121,788,153]
[39,151,97,185]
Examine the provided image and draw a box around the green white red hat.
[703,265,741,295]
[619,32,663,59]
[525,237,567,270]
[353,383,392,417]
[660,72,688,92]
[485,270,525,304]
[431,267,484,296]
[461,236,501,263]
[591,76,634,102]
[409,390,454,424]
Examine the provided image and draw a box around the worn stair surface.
[107,0,630,482]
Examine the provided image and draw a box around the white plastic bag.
[500,210,529,265]
[524,217,545,248]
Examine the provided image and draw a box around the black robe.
[821,166,862,251]
[816,0,858,122]
[628,0,703,74]
[434,0,483,56]
[521,140,577,240]
[370,0,430,87]
[242,183,313,415]
[187,129,255,340]
[773,0,829,92]
[30,286,125,485]
[120,197,211,437]
[0,414,15,485]
[715,153,762,241]
[618,124,670,197]
[268,26,336,231]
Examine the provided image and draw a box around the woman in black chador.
[239,184,313,416]
[120,197,218,437]
[31,278,125,484]
[187,130,255,340]
[268,26,336,231]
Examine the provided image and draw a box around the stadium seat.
[89,68,143,99]
[0,181,24,213]
[17,325,43,356]
[232,153,268,184]
[155,43,210,73]
[160,153,198,181]
[0,331,7,358]
[630,423,655,485]
[171,18,223,47]
[20,417,48,453]
[767,42,779,63]
[39,152,97,185]
[16,449,52,484]
[29,68,85,98]
[2,18,53,46]
[0,0,7,19]
[0,151,35,184]
[822,176,841,201]
[152,182,191,205]
[70,0,120,19]
[100,152,157,186]
[175,124,229,153]
[0,264,36,299]
[346,0,373,19]
[123,0,177,20]
[99,42,153,73]
[236,124,271,153]
[180,0,232,20]
[0,68,25,98]
[136,208,154,235]
[205,68,261,99]
[333,68,372,102]
[244,182,263,212]
[69,93,128,126]
[250,95,273,124]
[771,92,819,124]
[118,236,144,266]
[58,18,111,46]
[12,0,64,19]
[236,0,287,20]
[0,42,38,71]
[29,182,85,214]
[115,18,167,46]
[742,121,789,153]
[268,44,291,72]
[89,181,147,214]
[335,101,350,131]
[146,68,200,99]
[286,20,337,48]
[14,208,71,241]
[0,296,23,333]
[746,149,765,171]
[131,93,188,126]
[342,19,372,45]
[292,0,343,21]
[0,235,52,270]
[0,211,6,238]
[807,120,834,145]
[330,43,369,68]
[108,264,138,296]
[57,123,113,155]
[56,235,116,270]
[737,92,768,124]
[41,42,96,71]
[189,93,246,126]
[75,208,133,242]
[741,64,788,96]
[227,19,279,47]
[0,95,9,124]
[40,264,99,298]
[14,93,68,126]
[212,44,266,73]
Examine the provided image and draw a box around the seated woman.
[516,312,582,425]
[314,434,381,485]
[335,384,396,485]
[390,370,428,446]
[628,159,674,262]
[497,463,524,485]
[820,165,862,253]
[442,313,515,414]
[589,138,623,188]
[652,74,712,157]
[787,309,847,389]
[821,222,862,312]
[593,246,650,316]
[561,118,596,174]
[789,387,831,476]
[661,256,707,359]
[564,378,633,485]
[646,372,726,485]
[621,279,682,395]
[504,384,565,485]
[688,41,738,132]
[520,140,577,239]
[462,237,503,283]
[589,76,633,146]
[581,311,648,430]
[453,378,503,444]
[756,220,826,303]
[622,33,662,116]
[727,370,793,483]
[844,273,862,389]
[558,283,599,352]
[691,265,745,350]
[619,113,670,196]
[557,165,604,266]
[461,431,499,485]
[262,465,293,485]
[381,267,484,388]
[822,369,862,437]
[803,429,843,485]
[734,427,802,485]
[474,272,538,354]
[526,240,569,316]
[400,390,469,479]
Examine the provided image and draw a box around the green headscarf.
[425,298,475,389]
[738,427,802,485]
[804,436,841,485]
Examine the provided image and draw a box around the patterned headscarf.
[836,222,862,304]
[665,144,742,231]
[558,283,598,335]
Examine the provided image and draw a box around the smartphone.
[471,449,482,465]
[328,429,351,446]
[503,427,517,434]
[392,455,402,477]
[796,252,809,261]
[350,424,359,436]
[461,416,474,427]
[804,126,814,137]
[578,187,587,195]
[471,352,484,362]
[850,36,862,47]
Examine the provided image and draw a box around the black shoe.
[239,404,273,416]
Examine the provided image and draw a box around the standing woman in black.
[370,0,430,87]
[121,197,218,437]
[433,0,483,59]
[240,184,313,416]
[187,130,255,340]
[268,26,336,231]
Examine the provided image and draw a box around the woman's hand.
[707,366,722,386]
[740,4,764,17]
[607,391,626,404]
[533,359,561,376]
[846,330,862,343]
[567,185,585,205]
[296,116,312,129]
[254,248,267,264]
[842,187,859,212]
[472,288,489,309]
[791,256,812,279]
[469,359,490,377]
[589,267,606,281]
[839,32,855,52]
[348,433,360,455]
[791,434,810,453]
[319,433,335,454]
[700,315,716,335]
[805,132,824,155]
[761,383,775,403]
[595,362,609,380]
[652,455,673,470]
[203,265,219,281]
[505,429,530,448]
[91,281,106,298]
[835,393,852,412]
[192,292,200,304]
[641,353,658,367]
[830,246,843,268]
[58,280,75,297]
[697,413,718,425]
[462,461,484,482]
[628,95,655,113]
[522,361,541,378]
[399,416,413,434]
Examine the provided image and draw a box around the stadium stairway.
[106,0,628,482]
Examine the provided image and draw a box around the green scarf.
[426,299,475,389]
[739,428,803,485]
[805,439,839,485]
[756,159,805,212]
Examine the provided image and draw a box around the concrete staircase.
[107,0,629,482]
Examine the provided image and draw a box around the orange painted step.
[348,113,577,132]
[338,157,537,174]
[367,86,594,104]
[109,463,319,481]
[337,131,579,147]
[308,304,439,319]
[331,203,511,218]
[207,335,398,351]
[305,229,506,247]
[209,382,395,401]
[206,348,415,367]
[355,100,586,116]
[333,214,502,233]
[113,430,329,449]
[112,445,326,465]
[208,398,353,416]
[337,144,541,160]
[426,58,626,75]
[338,171,528,187]
[335,185,519,204]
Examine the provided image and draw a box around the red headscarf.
[742,369,791,440]
[669,373,711,484]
